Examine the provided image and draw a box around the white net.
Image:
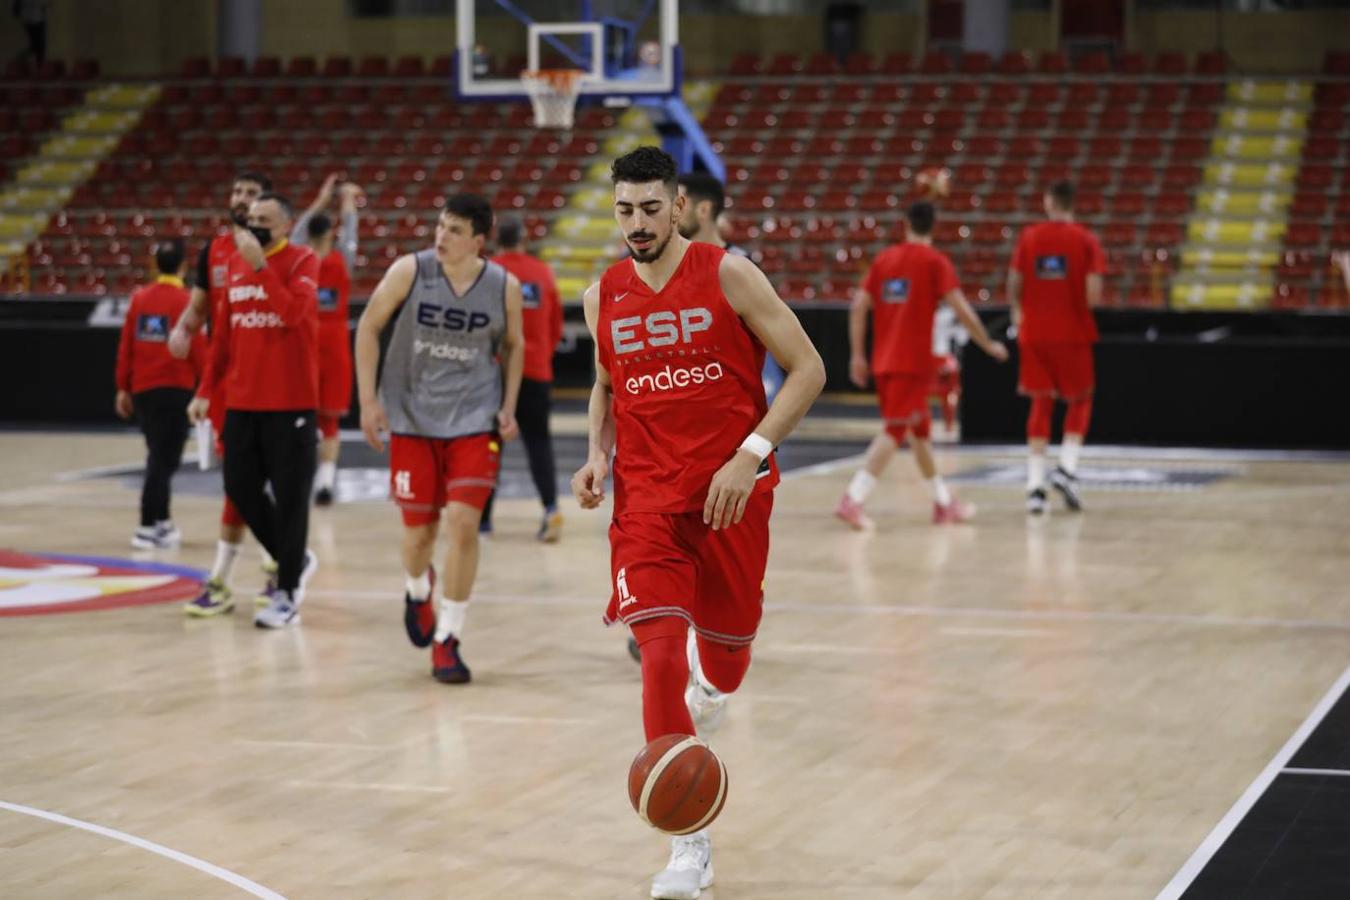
[521,69,585,130]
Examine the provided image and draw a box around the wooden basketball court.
[3,419,1349,899]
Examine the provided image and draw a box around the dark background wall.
[8,299,1350,449]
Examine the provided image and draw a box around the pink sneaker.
[933,498,977,524]
[834,494,870,530]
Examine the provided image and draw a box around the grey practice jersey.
[379,251,507,439]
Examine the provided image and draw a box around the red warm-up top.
[492,250,563,382]
[116,276,206,393]
[201,240,321,411]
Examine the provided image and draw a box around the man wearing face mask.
[172,172,279,618]
[192,193,321,629]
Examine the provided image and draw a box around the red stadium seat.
[1111,193,1148,217]
[918,52,952,74]
[1289,193,1328,219]
[1073,51,1111,75]
[766,53,805,76]
[1327,51,1350,75]
[286,56,317,76]
[1105,83,1140,106]
[216,56,246,77]
[1027,83,1060,106]
[394,55,426,77]
[251,56,281,77]
[1116,51,1146,74]
[1284,223,1321,248]
[959,52,991,74]
[1152,52,1187,75]
[180,57,210,78]
[322,56,353,77]
[843,53,876,75]
[997,51,1031,75]
[1066,83,1100,105]
[1037,51,1068,74]
[1195,50,1227,74]
[879,53,912,74]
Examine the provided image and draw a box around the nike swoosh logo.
[294,417,306,428]
[614,292,629,303]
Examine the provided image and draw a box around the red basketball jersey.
[861,241,960,377]
[597,242,779,515]
[316,248,351,336]
[1010,221,1104,344]
[204,232,235,337]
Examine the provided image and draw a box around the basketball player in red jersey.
[572,147,825,899]
[1007,181,1105,515]
[836,201,1008,529]
[168,172,277,616]
[289,174,364,506]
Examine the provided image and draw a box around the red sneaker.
[432,635,472,684]
[834,494,871,531]
[933,498,977,524]
[403,564,437,648]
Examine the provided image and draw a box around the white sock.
[316,460,337,490]
[1060,437,1083,475]
[929,476,952,507]
[405,570,431,602]
[846,470,877,504]
[1028,453,1047,491]
[434,596,469,643]
[211,540,241,583]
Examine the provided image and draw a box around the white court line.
[304,588,1350,635]
[283,780,452,795]
[0,799,287,899]
[1280,767,1350,778]
[1155,665,1350,900]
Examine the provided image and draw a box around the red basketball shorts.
[389,432,501,525]
[875,372,932,441]
[1018,342,1095,402]
[603,491,773,648]
[318,331,352,418]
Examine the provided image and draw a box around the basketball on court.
[628,734,728,835]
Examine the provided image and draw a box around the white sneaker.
[651,830,713,900]
[130,526,159,549]
[685,631,728,734]
[154,522,182,547]
[254,590,301,629]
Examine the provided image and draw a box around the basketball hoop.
[521,69,585,129]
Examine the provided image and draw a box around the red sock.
[1064,397,1093,437]
[632,618,695,742]
[696,635,752,694]
[1027,396,1054,442]
[221,496,245,528]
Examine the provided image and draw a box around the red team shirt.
[315,249,353,415]
[492,250,563,383]
[862,242,961,376]
[597,242,779,514]
[1010,221,1104,344]
[195,233,237,417]
[202,240,320,411]
[116,276,205,394]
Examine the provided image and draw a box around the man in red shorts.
[168,171,277,615]
[572,147,825,899]
[836,201,1008,529]
[1007,180,1104,514]
[290,174,364,506]
[355,193,523,684]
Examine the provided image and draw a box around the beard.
[230,205,249,227]
[627,230,672,263]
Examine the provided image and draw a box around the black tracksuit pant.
[481,377,558,525]
[135,387,193,527]
[223,409,316,593]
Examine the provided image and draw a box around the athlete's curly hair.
[611,146,678,197]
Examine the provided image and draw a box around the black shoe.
[627,636,641,663]
[314,486,333,506]
[1026,487,1048,515]
[1049,466,1083,512]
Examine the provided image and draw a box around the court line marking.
[305,588,1350,635]
[1155,665,1350,900]
[0,799,287,899]
[1281,767,1350,777]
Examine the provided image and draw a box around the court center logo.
[0,550,202,617]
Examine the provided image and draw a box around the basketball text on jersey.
[1035,255,1068,279]
[882,278,911,304]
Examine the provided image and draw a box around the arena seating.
[702,50,1231,306]
[1280,77,1350,309]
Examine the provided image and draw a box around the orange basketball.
[627,734,728,835]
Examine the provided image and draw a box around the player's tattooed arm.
[354,254,416,452]
[573,282,613,510]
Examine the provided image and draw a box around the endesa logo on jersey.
[231,310,285,328]
[624,361,724,396]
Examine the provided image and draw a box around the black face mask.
[248,225,272,246]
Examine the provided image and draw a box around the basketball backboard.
[455,0,680,103]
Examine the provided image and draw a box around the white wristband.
[739,432,773,461]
